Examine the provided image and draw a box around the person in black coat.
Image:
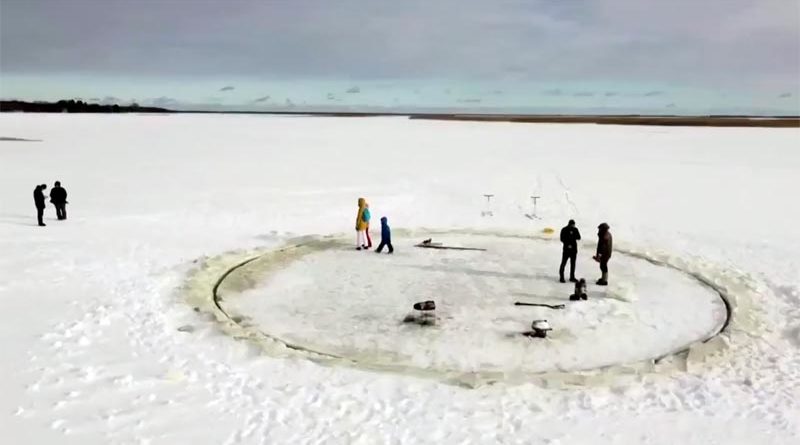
[559,219,581,283]
[50,181,68,220]
[33,184,47,226]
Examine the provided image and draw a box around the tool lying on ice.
[513,302,566,309]
[414,238,487,251]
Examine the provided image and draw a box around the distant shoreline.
[406,113,800,128]
[2,100,798,128]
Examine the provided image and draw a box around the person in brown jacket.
[593,223,612,285]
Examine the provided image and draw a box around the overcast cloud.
[1,0,798,113]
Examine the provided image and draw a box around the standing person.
[33,184,47,227]
[375,216,394,254]
[50,181,68,220]
[559,219,581,283]
[593,223,613,286]
[363,202,372,248]
[355,197,369,250]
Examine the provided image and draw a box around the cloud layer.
[1,0,798,113]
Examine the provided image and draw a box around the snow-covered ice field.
[1,113,799,444]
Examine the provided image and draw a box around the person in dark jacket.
[33,184,47,226]
[559,219,581,283]
[375,216,393,254]
[593,223,613,285]
[50,181,68,220]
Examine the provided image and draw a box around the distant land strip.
[2,100,798,128]
[0,136,41,142]
[407,114,800,128]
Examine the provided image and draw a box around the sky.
[1,0,799,115]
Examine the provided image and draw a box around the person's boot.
[559,275,566,283]
[596,272,608,286]
[569,276,577,283]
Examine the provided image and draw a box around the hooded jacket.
[380,217,391,242]
[596,223,613,259]
[355,198,369,230]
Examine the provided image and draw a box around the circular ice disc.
[220,234,727,374]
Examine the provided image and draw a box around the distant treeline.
[0,100,171,113]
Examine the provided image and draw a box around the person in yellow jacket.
[355,197,370,250]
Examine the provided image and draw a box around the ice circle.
[210,232,729,381]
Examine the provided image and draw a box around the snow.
[1,113,799,444]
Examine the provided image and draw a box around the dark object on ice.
[375,216,394,253]
[569,278,588,301]
[595,223,613,286]
[404,300,436,326]
[523,319,552,338]
[50,181,68,220]
[514,301,565,309]
[415,238,486,251]
[559,220,581,282]
[413,300,436,311]
[33,184,47,226]
[416,244,486,251]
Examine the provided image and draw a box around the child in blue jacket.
[375,216,393,254]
